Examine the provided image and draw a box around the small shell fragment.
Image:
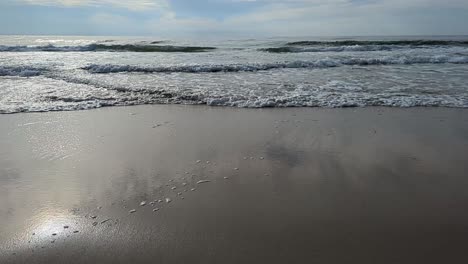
[196,180,211,184]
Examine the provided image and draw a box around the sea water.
[1,35,468,113]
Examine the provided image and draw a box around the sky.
[1,0,467,37]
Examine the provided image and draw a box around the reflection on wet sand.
[1,105,468,263]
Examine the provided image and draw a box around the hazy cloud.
[1,0,467,35]
[15,0,169,11]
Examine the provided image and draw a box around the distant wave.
[286,40,468,46]
[261,45,400,53]
[82,55,468,74]
[261,39,468,53]
[0,44,216,52]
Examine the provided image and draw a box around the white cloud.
[219,0,468,36]
[9,0,467,35]
[16,0,169,11]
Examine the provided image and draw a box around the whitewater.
[1,35,468,113]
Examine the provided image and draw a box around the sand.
[1,105,468,264]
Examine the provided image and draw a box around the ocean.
[1,35,468,113]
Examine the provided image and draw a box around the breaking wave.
[0,44,216,52]
[0,66,46,77]
[286,40,468,46]
[261,45,404,53]
[262,40,468,53]
[83,55,468,74]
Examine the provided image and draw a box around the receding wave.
[83,55,468,74]
[0,44,216,52]
[287,40,468,46]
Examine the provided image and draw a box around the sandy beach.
[1,105,468,264]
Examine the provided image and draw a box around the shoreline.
[2,104,468,115]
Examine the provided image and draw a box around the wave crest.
[287,40,468,46]
[0,44,216,53]
[261,45,400,53]
[82,56,468,74]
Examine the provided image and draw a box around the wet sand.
[1,105,468,264]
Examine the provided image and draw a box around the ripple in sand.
[129,209,137,213]
[197,180,211,184]
[101,219,111,224]
[92,222,98,226]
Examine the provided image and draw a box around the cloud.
[2,0,468,35]
[15,0,170,11]
[219,0,468,36]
